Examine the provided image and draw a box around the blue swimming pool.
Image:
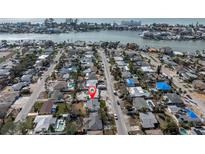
[179,128,188,135]
[184,109,198,119]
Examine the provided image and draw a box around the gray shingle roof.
[84,112,103,131]
[140,112,158,129]
[165,93,183,105]
[133,97,149,110]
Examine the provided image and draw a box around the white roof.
[34,115,55,133]
[128,87,145,97]
[173,51,184,56]
[86,80,98,87]
[38,55,49,60]
[141,66,155,73]
[124,66,130,71]
[199,72,205,75]
[114,57,123,61]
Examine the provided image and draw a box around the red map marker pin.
[88,86,96,100]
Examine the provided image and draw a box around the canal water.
[0,30,204,52]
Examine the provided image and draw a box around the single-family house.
[122,71,132,79]
[84,112,103,134]
[114,56,123,61]
[139,112,158,129]
[86,80,98,87]
[85,99,100,112]
[39,100,55,115]
[53,81,67,91]
[33,115,57,134]
[12,82,27,91]
[133,97,149,111]
[163,93,184,107]
[21,74,32,83]
[0,91,19,117]
[141,66,155,73]
[128,87,146,97]
[50,90,64,102]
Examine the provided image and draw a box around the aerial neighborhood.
[0,37,205,135]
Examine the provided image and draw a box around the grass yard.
[33,101,44,112]
[23,116,35,130]
[56,103,70,115]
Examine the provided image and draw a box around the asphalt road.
[99,50,128,135]
[141,52,205,114]
[15,50,62,122]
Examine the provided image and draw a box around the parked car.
[114,114,118,120]
[113,90,117,95]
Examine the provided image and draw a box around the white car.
[113,90,117,95]
[114,114,118,120]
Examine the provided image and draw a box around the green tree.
[161,120,178,135]
[0,121,17,135]
[65,122,77,135]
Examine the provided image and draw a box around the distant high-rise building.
[121,20,141,26]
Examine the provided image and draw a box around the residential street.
[99,49,128,135]
[15,50,62,122]
[141,52,205,115]
[141,53,187,91]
